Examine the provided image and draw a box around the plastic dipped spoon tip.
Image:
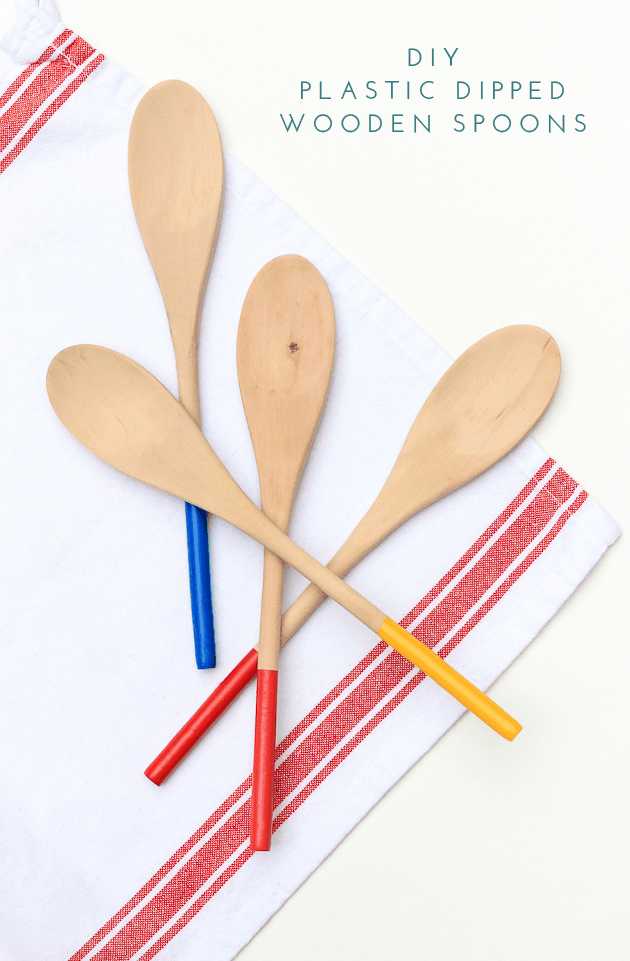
[129,80,223,669]
[46,343,522,742]
[237,255,335,851]
[144,324,561,784]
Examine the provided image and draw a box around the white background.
[0,1,627,959]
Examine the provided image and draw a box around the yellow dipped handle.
[378,618,522,741]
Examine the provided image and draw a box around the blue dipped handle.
[185,502,216,669]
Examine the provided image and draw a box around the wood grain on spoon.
[237,255,335,850]
[46,344,523,740]
[129,80,223,669]
[143,324,560,784]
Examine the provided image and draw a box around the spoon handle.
[251,548,284,851]
[251,481,297,850]
[185,502,216,669]
[146,647,258,784]
[174,344,217,670]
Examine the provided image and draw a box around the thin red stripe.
[439,489,588,659]
[72,473,586,961]
[0,54,104,175]
[0,29,72,111]
[68,770,253,961]
[91,806,254,960]
[138,850,255,961]
[273,653,415,808]
[272,667,428,831]
[275,641,387,757]
[412,469,577,647]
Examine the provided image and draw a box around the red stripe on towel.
[0,36,95,151]
[0,28,72,111]
[0,54,104,174]
[411,468,577,647]
[0,34,104,175]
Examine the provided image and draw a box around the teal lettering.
[551,81,564,99]
[369,114,382,132]
[575,114,586,132]
[314,114,332,132]
[457,81,470,99]
[493,114,511,132]
[319,82,331,100]
[420,81,434,99]
[549,114,565,132]
[454,113,465,131]
[341,81,357,100]
[341,114,360,132]
[280,113,304,132]
[300,82,311,99]
[444,47,458,65]
[392,113,404,132]
[408,48,422,66]
[529,81,541,99]
[520,113,539,131]
[414,115,431,132]
[511,81,522,98]
[366,81,377,99]
[474,113,485,131]
[493,81,503,98]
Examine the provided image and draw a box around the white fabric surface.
[0,2,620,959]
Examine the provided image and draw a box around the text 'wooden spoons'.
[46,344,522,743]
[129,79,223,669]
[145,325,561,784]
[237,255,335,850]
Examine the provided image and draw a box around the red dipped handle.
[145,647,258,785]
[250,669,278,852]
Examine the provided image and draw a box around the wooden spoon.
[144,325,561,785]
[46,342,526,743]
[237,255,335,851]
[129,79,223,669]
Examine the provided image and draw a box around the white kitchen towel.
[0,2,620,960]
